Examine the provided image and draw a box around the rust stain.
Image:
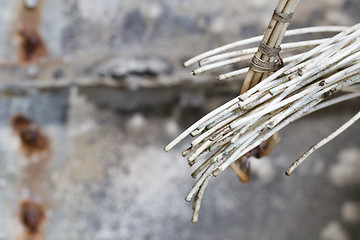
[14,0,47,64]
[12,114,51,239]
[19,200,45,239]
[11,114,50,157]
[17,26,48,64]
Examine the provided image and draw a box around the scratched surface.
[0,0,359,240]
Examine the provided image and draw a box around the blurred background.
[0,0,359,239]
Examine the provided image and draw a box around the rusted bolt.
[19,200,45,234]
[11,114,50,156]
[53,68,64,79]
[17,27,47,64]
[20,125,47,149]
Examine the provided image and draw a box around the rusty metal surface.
[0,0,358,239]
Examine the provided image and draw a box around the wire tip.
[164,145,171,152]
[184,61,191,67]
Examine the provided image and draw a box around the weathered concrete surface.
[38,96,360,240]
[1,91,358,240]
[0,0,359,239]
[0,0,359,86]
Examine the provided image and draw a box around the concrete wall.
[0,0,359,239]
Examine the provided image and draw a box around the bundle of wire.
[165,23,360,222]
